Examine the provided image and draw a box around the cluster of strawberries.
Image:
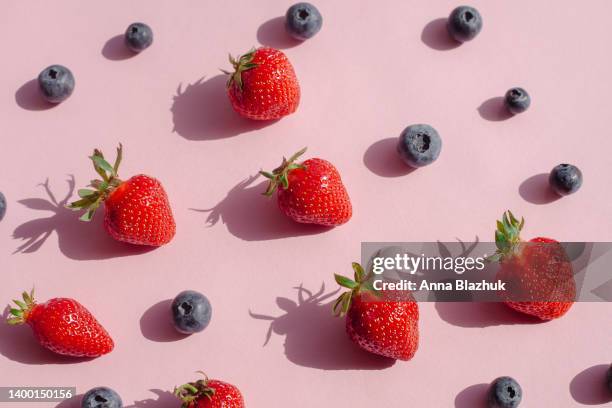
[6,19,581,408]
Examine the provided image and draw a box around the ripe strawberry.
[261,147,352,226]
[489,211,575,320]
[69,144,176,246]
[6,289,114,357]
[333,263,419,361]
[224,47,300,120]
[174,372,244,408]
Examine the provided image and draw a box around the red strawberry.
[261,147,352,226]
[490,211,575,320]
[224,47,300,120]
[69,144,176,246]
[174,372,244,408]
[333,263,419,361]
[6,289,114,357]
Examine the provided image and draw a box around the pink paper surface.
[0,1,610,407]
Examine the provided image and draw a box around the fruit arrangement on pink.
[1,2,609,408]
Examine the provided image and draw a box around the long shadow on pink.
[12,177,153,260]
[53,394,83,408]
[454,383,488,408]
[171,75,277,141]
[249,284,396,370]
[363,138,416,178]
[191,175,331,241]
[421,18,461,51]
[140,300,189,342]
[0,307,93,365]
[519,173,561,205]
[257,17,302,49]
[569,364,612,405]
[126,389,180,408]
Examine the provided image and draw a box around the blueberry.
[37,65,75,103]
[549,164,582,196]
[82,387,122,408]
[607,363,612,392]
[447,6,483,42]
[124,22,153,52]
[171,290,212,334]
[285,3,323,40]
[504,87,531,114]
[487,377,522,408]
[0,192,5,222]
[396,124,442,168]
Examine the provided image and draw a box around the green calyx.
[259,147,307,196]
[67,144,124,222]
[332,263,378,317]
[6,288,36,325]
[174,372,215,407]
[221,48,259,91]
[488,210,524,263]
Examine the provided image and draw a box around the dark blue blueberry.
[37,65,75,103]
[487,377,522,408]
[285,3,323,40]
[0,192,5,222]
[171,290,212,334]
[447,6,483,42]
[82,387,122,408]
[549,164,583,196]
[504,87,531,114]
[124,22,153,52]
[397,124,442,168]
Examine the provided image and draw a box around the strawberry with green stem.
[174,372,244,408]
[7,289,114,357]
[69,144,176,246]
[489,210,575,320]
[261,147,352,226]
[333,263,419,361]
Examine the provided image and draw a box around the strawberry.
[224,47,300,120]
[69,144,176,246]
[6,289,114,357]
[174,372,244,408]
[261,147,352,226]
[333,263,419,361]
[489,211,575,320]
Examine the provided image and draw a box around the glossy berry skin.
[285,2,323,40]
[487,377,522,408]
[346,291,419,361]
[176,379,244,408]
[498,237,575,320]
[549,164,582,196]
[0,191,6,221]
[277,158,352,226]
[171,290,212,334]
[25,298,113,357]
[82,387,123,408]
[504,87,531,114]
[124,22,153,52]
[447,6,483,42]
[397,124,442,168]
[227,47,300,120]
[104,175,176,246]
[38,65,75,103]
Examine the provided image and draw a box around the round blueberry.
[549,164,582,196]
[0,192,6,222]
[82,387,122,408]
[285,2,323,40]
[124,22,153,52]
[171,290,212,334]
[397,124,442,168]
[447,6,483,42]
[487,376,522,408]
[504,87,531,114]
[37,65,75,103]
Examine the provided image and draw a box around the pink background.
[0,1,611,407]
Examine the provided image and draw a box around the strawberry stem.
[488,210,524,263]
[332,263,378,317]
[223,48,259,91]
[6,288,36,325]
[260,147,307,196]
[174,372,215,408]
